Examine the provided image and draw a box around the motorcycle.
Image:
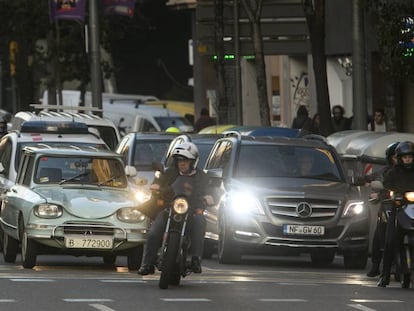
[137,163,202,289]
[372,181,414,288]
[157,174,198,289]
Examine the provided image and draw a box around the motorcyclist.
[365,141,399,277]
[138,142,215,275]
[378,141,414,287]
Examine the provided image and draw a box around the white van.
[102,100,194,134]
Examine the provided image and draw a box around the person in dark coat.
[291,105,311,130]
[331,105,351,133]
[194,108,216,132]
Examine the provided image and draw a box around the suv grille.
[266,197,339,220]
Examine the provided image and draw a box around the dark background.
[111,0,193,101]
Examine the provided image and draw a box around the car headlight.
[135,189,152,204]
[342,200,365,217]
[405,192,414,202]
[173,197,189,214]
[117,207,146,223]
[34,203,63,218]
[228,191,264,215]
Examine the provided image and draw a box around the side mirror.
[206,168,223,179]
[0,162,4,174]
[125,165,137,177]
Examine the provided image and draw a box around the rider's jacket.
[383,164,414,193]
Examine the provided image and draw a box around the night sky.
[111,1,193,101]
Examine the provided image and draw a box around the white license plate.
[65,236,113,249]
[283,224,325,236]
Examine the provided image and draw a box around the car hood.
[34,187,135,218]
[231,177,354,200]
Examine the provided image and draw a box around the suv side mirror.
[206,168,223,179]
[0,162,4,174]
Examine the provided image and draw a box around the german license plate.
[283,224,325,236]
[65,235,113,249]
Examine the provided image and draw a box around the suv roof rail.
[223,130,242,141]
[30,104,103,113]
[301,134,328,144]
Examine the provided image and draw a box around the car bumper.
[227,215,369,254]
[25,222,148,252]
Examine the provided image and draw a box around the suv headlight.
[342,200,365,217]
[117,207,146,223]
[34,203,63,218]
[228,191,265,216]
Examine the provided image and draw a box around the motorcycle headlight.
[173,197,189,214]
[135,189,152,204]
[117,207,146,223]
[228,191,264,215]
[34,203,63,218]
[342,200,365,217]
[404,192,414,202]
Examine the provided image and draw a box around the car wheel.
[218,216,240,264]
[103,255,117,265]
[343,250,368,269]
[3,231,18,263]
[127,245,143,270]
[21,231,37,269]
[310,250,335,266]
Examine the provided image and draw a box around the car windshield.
[34,156,127,187]
[133,140,170,170]
[235,145,342,181]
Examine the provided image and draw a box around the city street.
[0,253,413,311]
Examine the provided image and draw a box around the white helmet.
[172,142,199,168]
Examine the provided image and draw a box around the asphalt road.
[0,253,413,311]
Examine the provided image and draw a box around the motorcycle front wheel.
[159,231,181,289]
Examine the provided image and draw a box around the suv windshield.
[133,141,170,170]
[235,145,342,181]
[34,156,127,187]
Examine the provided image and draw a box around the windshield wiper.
[59,172,89,185]
[97,175,120,186]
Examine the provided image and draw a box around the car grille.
[266,197,340,220]
[62,222,115,236]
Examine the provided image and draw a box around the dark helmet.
[385,141,399,165]
[395,141,414,169]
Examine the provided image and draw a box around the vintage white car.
[0,145,150,269]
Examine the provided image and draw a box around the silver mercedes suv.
[204,132,369,268]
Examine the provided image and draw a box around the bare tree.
[302,0,332,135]
[241,0,270,126]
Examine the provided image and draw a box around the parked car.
[0,145,149,269]
[203,132,369,268]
